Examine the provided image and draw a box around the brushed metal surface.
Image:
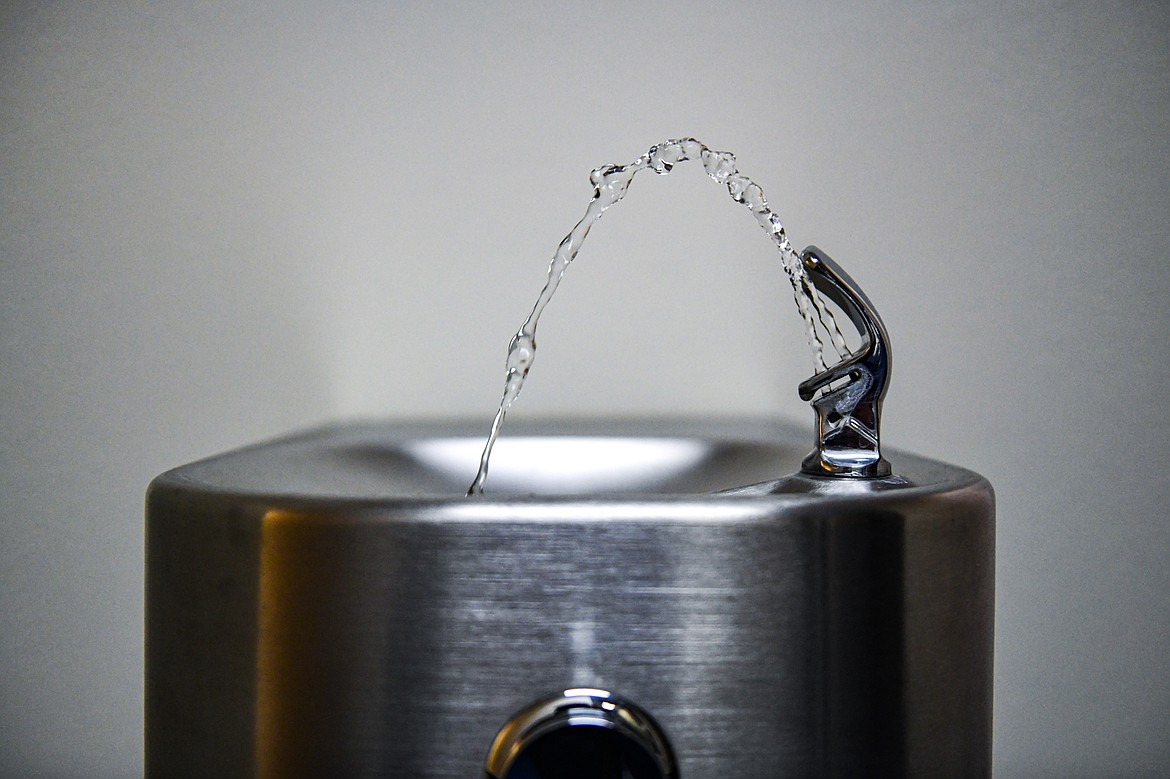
[145,418,994,778]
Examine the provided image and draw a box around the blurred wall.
[2,2,1168,776]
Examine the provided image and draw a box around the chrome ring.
[484,688,678,778]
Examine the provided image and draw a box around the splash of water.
[468,138,848,495]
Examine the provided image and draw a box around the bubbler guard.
[798,245,892,479]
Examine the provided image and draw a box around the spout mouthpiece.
[798,246,892,478]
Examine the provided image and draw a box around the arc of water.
[469,138,849,495]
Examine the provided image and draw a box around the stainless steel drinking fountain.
[145,248,994,777]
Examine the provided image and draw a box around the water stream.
[468,138,848,495]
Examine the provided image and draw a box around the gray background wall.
[2,2,1168,776]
